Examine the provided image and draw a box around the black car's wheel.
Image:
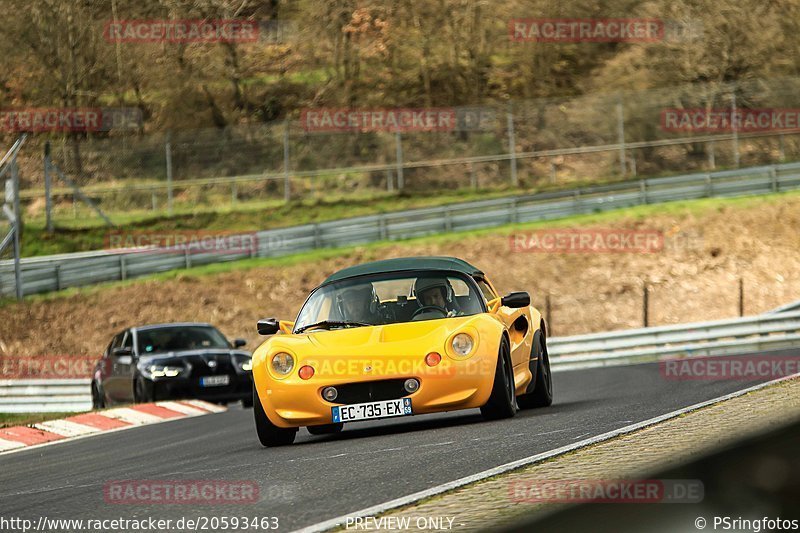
[133,377,154,403]
[253,384,297,447]
[91,382,105,409]
[480,337,517,420]
[307,423,344,435]
[518,330,553,409]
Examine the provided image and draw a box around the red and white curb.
[0,400,226,454]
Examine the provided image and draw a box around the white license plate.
[332,398,412,423]
[200,375,230,387]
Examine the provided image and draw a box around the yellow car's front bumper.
[254,348,499,428]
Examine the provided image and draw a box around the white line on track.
[295,372,800,533]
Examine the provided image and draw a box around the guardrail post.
[444,207,452,232]
[509,198,518,223]
[640,179,647,204]
[770,166,778,193]
[120,255,127,281]
[313,223,321,248]
[573,188,581,212]
[507,103,518,186]
[165,131,173,215]
[184,247,192,269]
[643,284,649,327]
[379,215,388,240]
[54,264,61,291]
[705,173,713,197]
[779,134,785,162]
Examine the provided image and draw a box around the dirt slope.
[1,195,799,358]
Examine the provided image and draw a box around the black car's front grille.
[190,358,235,377]
[326,379,410,405]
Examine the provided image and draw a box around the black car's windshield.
[137,326,230,354]
[294,271,486,333]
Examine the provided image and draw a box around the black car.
[91,322,253,408]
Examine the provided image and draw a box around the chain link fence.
[10,77,800,224]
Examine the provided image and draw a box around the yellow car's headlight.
[271,352,294,375]
[451,333,474,357]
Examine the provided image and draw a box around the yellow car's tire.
[307,423,344,435]
[253,384,297,446]
[518,330,553,409]
[480,337,517,420]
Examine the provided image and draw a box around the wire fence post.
[642,284,649,327]
[44,141,53,233]
[165,131,173,215]
[707,140,716,170]
[739,278,744,316]
[10,157,23,300]
[283,119,291,202]
[731,91,740,168]
[507,102,518,186]
[545,294,552,336]
[617,98,626,176]
[395,131,404,190]
[469,162,477,189]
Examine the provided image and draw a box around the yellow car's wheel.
[480,337,517,420]
[253,384,297,447]
[518,330,553,409]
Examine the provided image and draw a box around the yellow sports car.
[251,256,552,446]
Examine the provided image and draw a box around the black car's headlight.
[139,361,189,378]
[232,354,253,372]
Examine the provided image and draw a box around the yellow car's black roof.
[321,256,484,286]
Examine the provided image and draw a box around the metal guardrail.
[3,161,800,297]
[0,379,91,413]
[766,299,800,314]
[3,311,800,413]
[549,311,800,369]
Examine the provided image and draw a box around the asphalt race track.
[1,349,797,532]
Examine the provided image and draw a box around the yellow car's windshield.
[294,271,486,332]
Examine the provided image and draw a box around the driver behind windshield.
[414,276,460,317]
[337,283,382,324]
